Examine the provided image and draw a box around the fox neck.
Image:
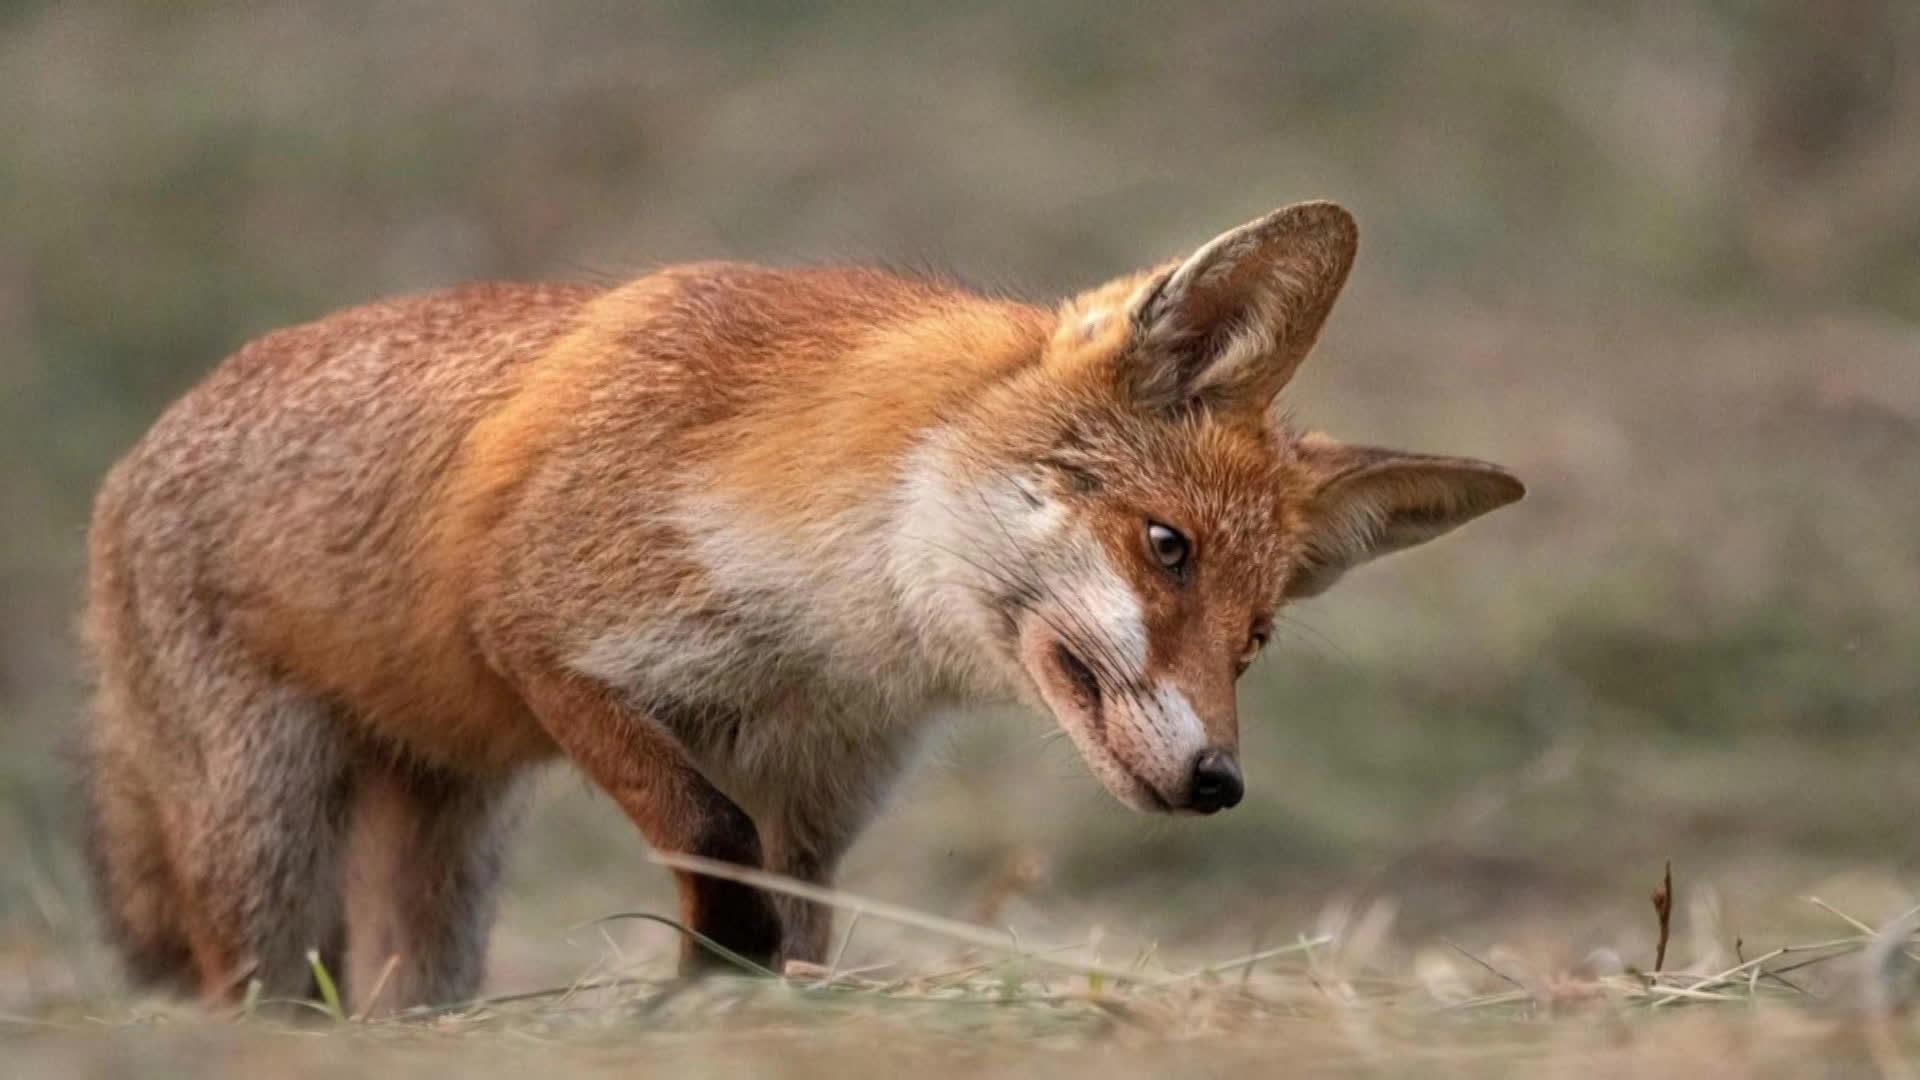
[881,429,1038,706]
[663,306,1053,715]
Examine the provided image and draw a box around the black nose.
[1188,748,1244,813]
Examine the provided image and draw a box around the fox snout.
[1019,618,1242,815]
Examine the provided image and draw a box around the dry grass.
[7,864,1919,1078]
[3,849,1920,1076]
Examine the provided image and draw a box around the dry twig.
[1651,860,1673,974]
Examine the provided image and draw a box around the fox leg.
[756,731,917,967]
[85,495,353,1005]
[83,706,197,996]
[342,757,521,1013]
[179,683,353,1004]
[87,651,353,1005]
[513,671,782,974]
[757,828,850,968]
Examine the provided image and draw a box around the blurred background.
[3,1,1917,1008]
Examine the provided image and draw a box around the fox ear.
[1283,434,1524,600]
[1124,201,1358,412]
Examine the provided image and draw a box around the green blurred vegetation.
[2,0,1917,1011]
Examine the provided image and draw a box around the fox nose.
[1188,748,1244,813]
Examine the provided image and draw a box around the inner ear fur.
[1284,434,1525,600]
[1123,200,1358,413]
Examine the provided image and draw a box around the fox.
[81,200,1522,1012]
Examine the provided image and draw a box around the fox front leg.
[513,669,783,973]
[754,728,919,969]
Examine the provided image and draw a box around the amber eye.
[1145,521,1190,575]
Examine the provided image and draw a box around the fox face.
[902,202,1523,814]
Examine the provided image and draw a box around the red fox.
[82,201,1521,1010]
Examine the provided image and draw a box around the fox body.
[83,202,1521,1010]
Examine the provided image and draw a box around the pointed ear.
[1283,434,1525,600]
[1123,201,1358,412]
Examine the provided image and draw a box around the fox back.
[82,201,1521,1009]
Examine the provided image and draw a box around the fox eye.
[1145,521,1190,575]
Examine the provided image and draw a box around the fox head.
[904,201,1523,814]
